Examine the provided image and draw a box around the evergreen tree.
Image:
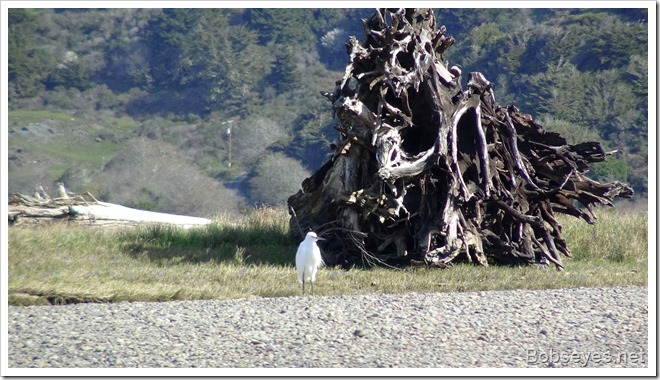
[271,47,301,93]
[8,9,53,99]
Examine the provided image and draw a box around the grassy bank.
[8,207,648,306]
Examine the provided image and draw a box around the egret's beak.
[315,236,326,241]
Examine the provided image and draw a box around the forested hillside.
[7,8,648,217]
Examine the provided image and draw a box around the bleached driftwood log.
[9,189,211,229]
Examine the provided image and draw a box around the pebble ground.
[8,286,648,369]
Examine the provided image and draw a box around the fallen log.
[9,189,211,229]
[287,8,633,270]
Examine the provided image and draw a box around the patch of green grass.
[9,109,137,168]
[9,109,137,132]
[558,209,647,264]
[119,207,294,265]
[46,140,118,165]
[9,109,79,125]
[48,164,71,182]
[68,141,116,165]
[107,116,138,130]
[10,135,117,168]
[8,207,648,306]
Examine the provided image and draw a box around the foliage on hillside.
[7,8,648,216]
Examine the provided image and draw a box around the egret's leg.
[302,269,305,295]
[311,281,314,296]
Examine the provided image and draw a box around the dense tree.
[270,47,302,93]
[8,9,54,98]
[140,9,272,116]
[248,9,315,45]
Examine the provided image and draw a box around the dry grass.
[8,207,648,306]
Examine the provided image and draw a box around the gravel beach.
[8,286,648,368]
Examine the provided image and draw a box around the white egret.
[295,231,326,295]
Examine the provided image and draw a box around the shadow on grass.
[120,221,299,266]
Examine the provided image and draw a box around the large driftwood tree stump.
[288,8,633,269]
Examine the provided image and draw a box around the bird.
[295,231,326,296]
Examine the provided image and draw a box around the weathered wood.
[288,8,633,269]
[9,188,212,229]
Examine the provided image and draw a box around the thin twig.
[288,206,305,237]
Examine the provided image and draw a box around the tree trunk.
[288,8,633,269]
